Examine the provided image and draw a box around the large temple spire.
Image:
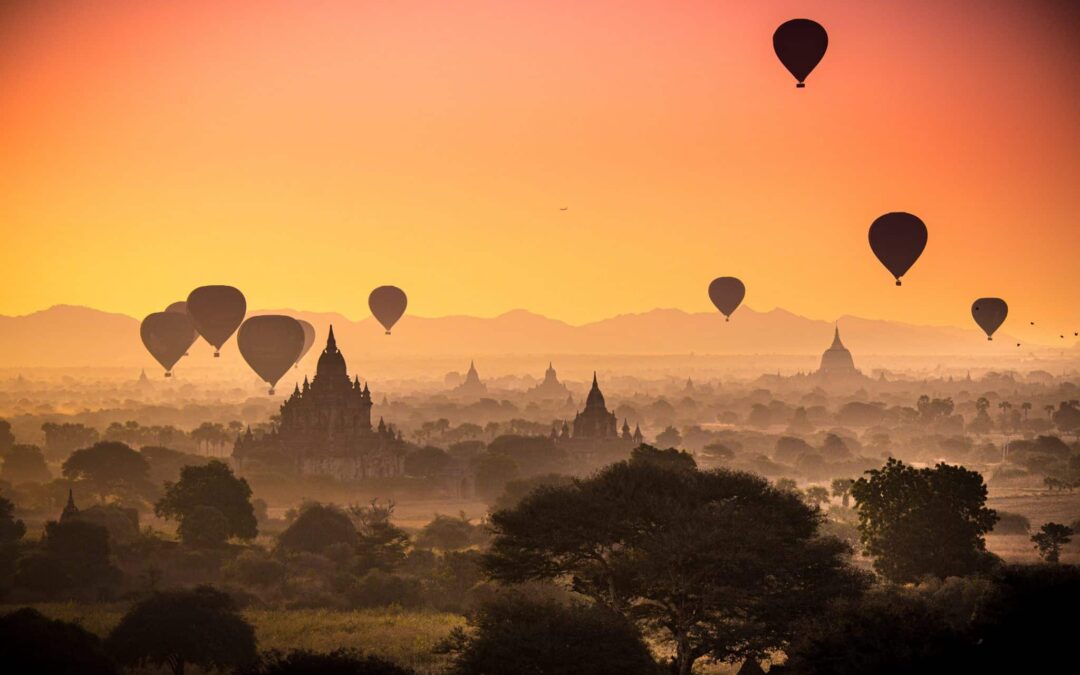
[326,325,338,353]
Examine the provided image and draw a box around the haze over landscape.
[0,2,1078,674]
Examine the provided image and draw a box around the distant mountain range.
[0,304,1052,370]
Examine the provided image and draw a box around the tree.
[416,513,480,550]
[629,443,696,472]
[1052,401,1080,439]
[850,458,999,582]
[492,473,574,512]
[0,495,26,593]
[487,435,567,476]
[1,444,52,485]
[349,499,409,573]
[830,478,854,508]
[41,422,100,461]
[472,452,519,500]
[484,461,866,675]
[155,460,257,541]
[655,425,683,448]
[1031,523,1073,563]
[277,503,357,555]
[404,446,452,477]
[804,486,831,508]
[62,441,150,502]
[0,607,118,675]
[241,649,414,675]
[106,586,256,675]
[177,506,230,548]
[442,593,658,675]
[0,418,14,454]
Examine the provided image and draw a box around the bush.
[443,593,659,675]
[225,550,287,588]
[277,503,356,555]
[0,607,118,675]
[992,511,1031,535]
[415,513,482,550]
[347,569,422,608]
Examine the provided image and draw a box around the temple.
[233,327,406,479]
[526,362,570,401]
[451,360,488,398]
[554,373,641,466]
[817,325,860,377]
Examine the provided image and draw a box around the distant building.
[234,327,406,479]
[451,360,488,398]
[554,374,640,465]
[817,326,860,377]
[526,362,570,401]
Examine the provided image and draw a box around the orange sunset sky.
[1,0,1077,333]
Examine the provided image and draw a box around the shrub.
[992,511,1031,535]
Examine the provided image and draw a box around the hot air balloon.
[140,312,196,377]
[237,315,305,395]
[773,19,828,88]
[295,319,316,367]
[164,301,197,356]
[708,277,746,322]
[869,212,928,286]
[971,298,1008,341]
[186,285,246,356]
[369,286,408,335]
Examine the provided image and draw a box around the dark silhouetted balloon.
[186,285,246,356]
[369,286,408,334]
[164,301,197,355]
[971,298,1008,341]
[708,277,746,322]
[869,212,928,286]
[773,19,828,88]
[237,315,305,395]
[140,312,195,377]
[295,319,316,367]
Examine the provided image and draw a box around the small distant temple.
[234,327,406,479]
[553,374,641,464]
[817,326,860,377]
[526,362,570,401]
[451,360,488,398]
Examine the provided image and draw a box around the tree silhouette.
[1,444,52,485]
[106,586,256,675]
[484,460,866,674]
[62,441,150,502]
[155,460,257,541]
[0,607,118,675]
[831,478,855,508]
[277,502,357,555]
[851,458,998,582]
[1031,523,1073,563]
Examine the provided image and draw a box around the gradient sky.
[1,0,1077,334]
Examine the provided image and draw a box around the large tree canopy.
[483,454,866,675]
[62,441,150,501]
[850,458,999,582]
[155,460,257,541]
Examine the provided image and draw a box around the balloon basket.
[165,372,172,378]
[725,317,730,322]
[214,352,220,358]
[895,280,902,286]
[385,331,391,335]
[269,388,275,395]
[796,83,805,88]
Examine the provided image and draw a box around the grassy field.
[6,604,465,674]
[986,487,1080,563]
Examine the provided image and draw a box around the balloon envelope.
[369,286,408,334]
[971,298,1008,341]
[708,277,746,321]
[237,315,305,394]
[869,212,928,286]
[186,285,246,355]
[164,301,197,353]
[296,319,316,365]
[773,19,828,87]
[140,312,195,376]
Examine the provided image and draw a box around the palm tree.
[1045,404,1056,420]
[1020,402,1032,428]
[998,401,1012,431]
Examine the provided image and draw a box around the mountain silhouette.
[0,304,1054,370]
